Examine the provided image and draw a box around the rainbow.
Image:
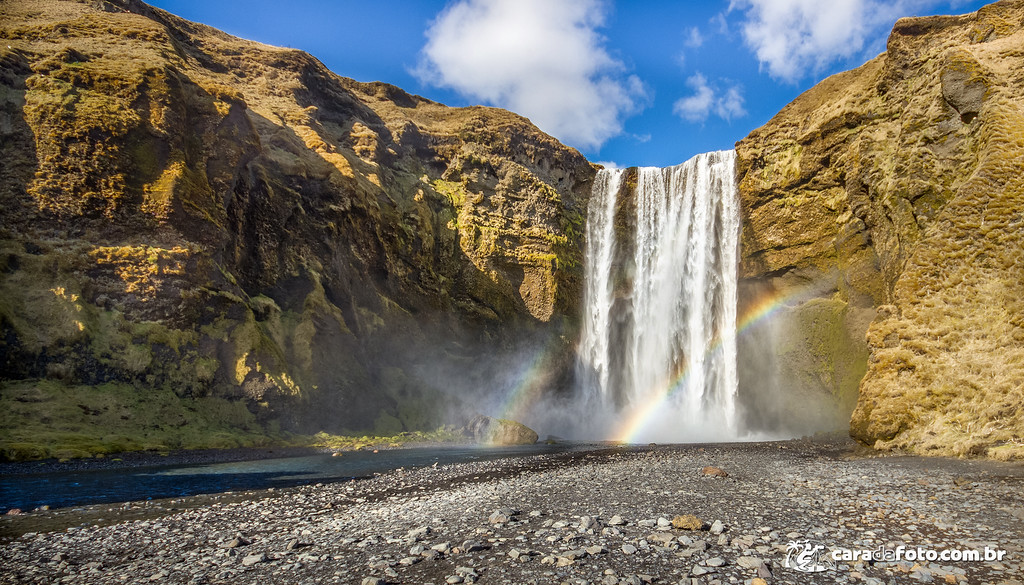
[611,286,808,443]
[491,337,562,427]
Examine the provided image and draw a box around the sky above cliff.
[148,0,989,167]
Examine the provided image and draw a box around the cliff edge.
[736,0,1024,458]
[0,0,594,458]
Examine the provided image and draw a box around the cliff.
[0,0,594,458]
[736,0,1024,457]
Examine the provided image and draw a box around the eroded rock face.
[735,0,1024,456]
[0,0,594,441]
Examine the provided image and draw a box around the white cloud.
[683,26,704,48]
[673,73,747,123]
[416,0,647,151]
[730,0,943,82]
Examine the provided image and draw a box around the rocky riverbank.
[1,439,1022,585]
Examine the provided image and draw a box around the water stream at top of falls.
[575,150,740,442]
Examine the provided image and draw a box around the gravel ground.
[1,439,1022,585]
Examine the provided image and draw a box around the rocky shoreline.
[1,439,1022,585]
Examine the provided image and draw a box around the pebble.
[2,440,1021,585]
[241,553,265,566]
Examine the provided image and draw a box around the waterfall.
[575,150,740,442]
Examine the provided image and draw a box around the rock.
[241,553,266,566]
[406,526,431,540]
[647,532,676,546]
[586,545,607,555]
[362,578,385,585]
[710,519,726,534]
[578,515,600,531]
[737,556,762,569]
[460,540,487,553]
[5,508,22,516]
[706,557,726,567]
[609,515,626,526]
[657,517,673,529]
[468,416,539,446]
[489,508,520,524]
[622,544,638,555]
[701,466,728,477]
[672,514,704,530]
[736,0,1024,457]
[751,579,768,585]
[0,0,594,458]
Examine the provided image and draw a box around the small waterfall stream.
[575,150,741,442]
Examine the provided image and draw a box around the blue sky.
[147,0,988,167]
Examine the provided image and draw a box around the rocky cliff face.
[736,0,1024,457]
[0,0,594,455]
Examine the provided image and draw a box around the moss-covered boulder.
[467,415,539,446]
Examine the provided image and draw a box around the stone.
[468,416,539,446]
[609,515,626,526]
[241,553,266,566]
[406,526,431,540]
[706,557,726,567]
[737,556,762,569]
[701,466,728,477]
[709,520,726,534]
[672,514,704,530]
[361,579,385,585]
[460,540,487,552]
[647,532,676,546]
[489,510,512,524]
[622,544,638,555]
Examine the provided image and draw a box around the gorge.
[1,0,1023,461]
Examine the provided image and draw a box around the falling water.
[575,150,740,442]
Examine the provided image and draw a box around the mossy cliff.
[736,0,1024,457]
[0,0,594,457]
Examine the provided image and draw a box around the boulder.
[467,415,538,446]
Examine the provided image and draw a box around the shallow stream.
[0,443,578,511]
